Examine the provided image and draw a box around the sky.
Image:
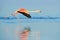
[0,0,60,17]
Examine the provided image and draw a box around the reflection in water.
[0,16,60,40]
[20,27,31,40]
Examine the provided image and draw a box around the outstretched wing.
[19,12,31,18]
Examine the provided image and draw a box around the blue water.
[0,18,60,40]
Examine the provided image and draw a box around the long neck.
[28,10,41,13]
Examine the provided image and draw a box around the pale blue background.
[0,0,60,17]
[0,0,60,40]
